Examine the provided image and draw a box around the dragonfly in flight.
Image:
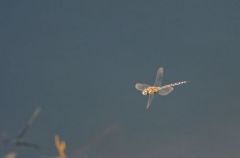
[135,67,188,110]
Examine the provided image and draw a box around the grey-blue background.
[0,0,240,157]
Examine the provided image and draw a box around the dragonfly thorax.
[142,86,160,95]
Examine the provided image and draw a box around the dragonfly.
[135,67,188,110]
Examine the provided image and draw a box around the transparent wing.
[159,85,174,96]
[154,67,164,86]
[146,94,154,110]
[16,141,40,149]
[17,107,41,139]
[135,83,150,91]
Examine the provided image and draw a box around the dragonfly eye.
[142,90,148,95]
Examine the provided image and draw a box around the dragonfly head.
[142,89,148,95]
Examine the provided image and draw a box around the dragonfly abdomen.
[169,81,188,87]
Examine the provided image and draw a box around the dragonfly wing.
[135,83,150,91]
[17,107,41,139]
[16,141,40,149]
[154,67,164,86]
[146,94,154,110]
[159,85,174,96]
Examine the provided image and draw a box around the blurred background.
[0,0,240,157]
